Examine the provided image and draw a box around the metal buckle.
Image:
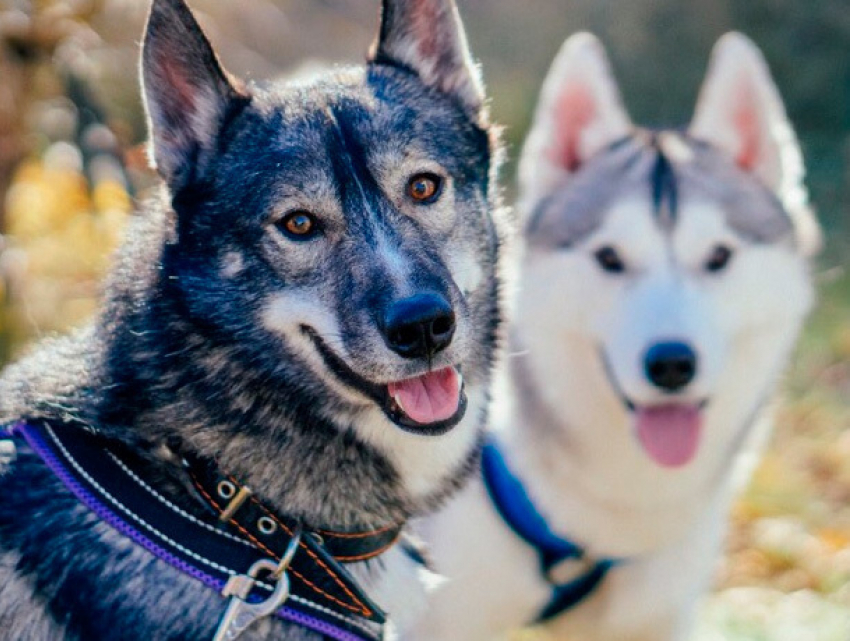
[217,485,253,523]
[213,525,302,641]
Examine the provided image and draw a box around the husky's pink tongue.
[388,367,460,425]
[635,405,703,468]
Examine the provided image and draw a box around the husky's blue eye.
[705,245,733,272]
[277,211,319,240]
[594,246,626,274]
[407,173,443,204]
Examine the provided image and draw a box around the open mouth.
[386,368,467,435]
[599,348,707,468]
[301,326,467,436]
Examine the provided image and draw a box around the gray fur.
[0,553,67,641]
[370,0,485,122]
[680,140,796,244]
[0,0,508,637]
[525,139,647,249]
[525,131,799,251]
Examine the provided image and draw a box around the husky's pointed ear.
[370,0,485,123]
[142,0,248,190]
[519,33,632,209]
[690,33,793,188]
[690,32,819,255]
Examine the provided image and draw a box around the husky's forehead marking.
[525,139,646,249]
[649,133,678,228]
[323,100,422,289]
[324,102,380,222]
[679,139,795,244]
[526,132,796,249]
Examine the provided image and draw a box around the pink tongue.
[388,367,460,425]
[635,405,703,468]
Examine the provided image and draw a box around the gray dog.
[0,0,508,639]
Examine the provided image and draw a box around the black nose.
[644,342,697,392]
[382,293,456,359]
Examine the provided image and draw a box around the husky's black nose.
[382,293,456,359]
[644,342,697,392]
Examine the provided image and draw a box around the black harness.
[3,421,401,641]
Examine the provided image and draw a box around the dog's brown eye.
[278,211,319,239]
[705,245,733,273]
[594,246,626,274]
[407,173,442,203]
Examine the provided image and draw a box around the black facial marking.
[325,103,384,223]
[650,134,679,227]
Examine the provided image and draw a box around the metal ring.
[310,532,325,547]
[217,480,236,500]
[273,524,303,579]
[257,516,278,536]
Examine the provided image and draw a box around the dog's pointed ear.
[519,33,632,209]
[690,32,819,256]
[690,32,800,195]
[141,0,247,190]
[370,0,485,123]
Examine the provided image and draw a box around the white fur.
[347,384,483,503]
[407,33,817,641]
[690,33,796,196]
[220,251,244,278]
[349,545,431,641]
[447,250,484,297]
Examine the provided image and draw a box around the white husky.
[408,32,820,641]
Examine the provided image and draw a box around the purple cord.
[14,422,373,641]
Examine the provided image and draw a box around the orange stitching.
[228,512,366,616]
[192,475,367,616]
[191,473,371,617]
[333,535,401,562]
[315,523,399,539]
[232,483,371,616]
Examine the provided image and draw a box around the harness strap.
[186,455,402,565]
[481,442,620,623]
[5,421,386,641]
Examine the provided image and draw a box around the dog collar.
[481,441,620,622]
[6,420,397,641]
[184,453,402,566]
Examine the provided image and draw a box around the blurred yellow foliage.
[2,155,130,353]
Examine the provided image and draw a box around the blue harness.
[481,442,620,622]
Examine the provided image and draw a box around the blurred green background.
[0,0,848,638]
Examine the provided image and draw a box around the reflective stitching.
[230,474,373,616]
[45,426,240,578]
[190,473,370,617]
[287,595,381,638]
[26,424,380,639]
[333,536,401,562]
[106,451,253,548]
